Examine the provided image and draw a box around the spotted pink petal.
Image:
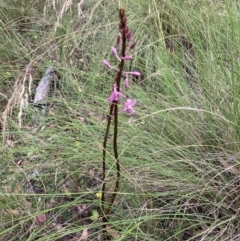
[122,99,137,114]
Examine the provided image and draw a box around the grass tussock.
[1,0,240,240]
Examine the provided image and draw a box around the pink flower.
[124,78,129,89]
[108,84,125,103]
[103,60,111,68]
[122,99,137,114]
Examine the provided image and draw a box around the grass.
[1,0,240,240]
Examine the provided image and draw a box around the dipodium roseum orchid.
[108,84,125,102]
[101,7,140,239]
[122,99,137,114]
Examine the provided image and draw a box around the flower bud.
[124,78,129,88]
[102,60,111,68]
[130,71,141,77]
[130,42,137,50]
[122,55,133,60]
[116,35,121,45]
[111,47,117,56]
[126,32,132,42]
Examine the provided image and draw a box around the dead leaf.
[80,229,88,241]
[77,204,88,213]
[89,168,94,180]
[13,183,24,193]
[218,154,240,176]
[8,209,20,215]
[36,214,47,224]
[78,116,85,123]
[63,184,72,197]
[106,225,120,239]
[68,228,88,241]
[6,139,14,147]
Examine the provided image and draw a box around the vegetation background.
[1,0,240,240]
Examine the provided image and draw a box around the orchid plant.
[101,6,140,239]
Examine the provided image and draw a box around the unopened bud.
[126,32,132,42]
[116,35,121,45]
[122,55,133,60]
[102,60,111,68]
[124,78,129,88]
[130,71,141,77]
[111,47,117,56]
[130,42,137,50]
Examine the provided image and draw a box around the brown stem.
[101,104,114,241]
[105,104,120,217]
[101,104,114,219]
[101,7,127,240]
